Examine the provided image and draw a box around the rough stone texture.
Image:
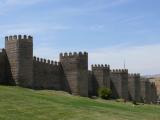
[5,35,33,88]
[33,57,64,90]
[0,34,158,103]
[150,78,160,97]
[128,74,141,102]
[150,83,158,103]
[140,78,151,103]
[111,69,128,100]
[88,70,94,96]
[91,64,110,96]
[60,52,88,97]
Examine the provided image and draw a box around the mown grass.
[0,85,159,120]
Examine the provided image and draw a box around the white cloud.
[32,42,160,75]
[88,44,160,75]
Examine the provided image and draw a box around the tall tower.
[60,52,88,97]
[5,35,33,88]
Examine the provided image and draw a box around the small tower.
[91,64,110,96]
[5,35,33,87]
[140,78,152,103]
[111,69,128,100]
[150,82,158,103]
[128,73,141,102]
[60,52,88,97]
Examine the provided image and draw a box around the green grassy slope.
[0,86,159,120]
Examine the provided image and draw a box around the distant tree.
[98,87,112,100]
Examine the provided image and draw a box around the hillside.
[0,86,160,120]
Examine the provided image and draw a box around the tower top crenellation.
[5,35,33,41]
[60,52,88,57]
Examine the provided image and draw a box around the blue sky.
[0,0,160,75]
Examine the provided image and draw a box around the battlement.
[129,73,140,77]
[111,69,128,73]
[5,35,33,41]
[0,49,5,53]
[91,64,110,70]
[60,52,88,58]
[33,56,60,66]
[151,82,156,87]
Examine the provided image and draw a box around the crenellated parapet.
[111,69,128,73]
[5,35,33,42]
[91,64,110,70]
[129,73,140,78]
[33,56,60,66]
[60,52,88,58]
[0,49,5,53]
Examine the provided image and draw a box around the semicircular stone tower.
[5,35,33,88]
[60,52,88,97]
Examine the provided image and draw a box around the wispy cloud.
[1,0,46,6]
[50,0,131,16]
[0,23,71,36]
[0,0,48,15]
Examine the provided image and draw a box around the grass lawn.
[0,85,159,120]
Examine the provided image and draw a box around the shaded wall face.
[92,68,110,96]
[128,76,141,102]
[110,72,128,100]
[5,39,18,84]
[121,73,128,100]
[0,50,12,85]
[0,50,6,84]
[110,73,122,99]
[33,60,63,90]
[150,84,158,103]
[140,80,151,104]
[18,40,33,87]
[60,54,88,97]
[88,71,94,96]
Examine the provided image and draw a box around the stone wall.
[111,69,128,100]
[128,74,141,102]
[33,57,64,90]
[0,49,7,84]
[0,49,12,85]
[140,79,151,103]
[91,64,110,96]
[5,35,33,87]
[60,52,88,97]
[150,83,158,103]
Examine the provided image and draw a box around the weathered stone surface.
[33,57,63,90]
[110,69,128,100]
[91,64,110,96]
[60,52,88,97]
[128,74,141,102]
[0,35,158,103]
[5,35,33,87]
[140,78,151,103]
